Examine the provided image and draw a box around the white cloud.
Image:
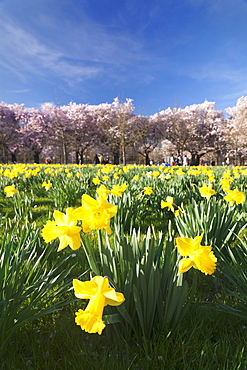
[8,89,31,93]
[0,18,104,82]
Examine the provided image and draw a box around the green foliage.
[82,226,196,344]
[0,220,78,356]
[1,164,247,367]
[174,197,246,250]
[216,235,247,321]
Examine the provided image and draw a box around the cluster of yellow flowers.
[40,193,122,334]
[2,163,246,336]
[40,188,219,335]
[95,183,127,198]
[224,188,245,206]
[41,194,118,251]
[42,181,52,191]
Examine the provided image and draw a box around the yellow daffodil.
[176,234,217,275]
[73,276,125,335]
[144,186,153,195]
[224,188,245,206]
[92,177,101,185]
[96,184,111,199]
[42,181,52,191]
[208,176,215,182]
[73,194,117,234]
[101,167,112,174]
[133,175,139,180]
[199,183,216,200]
[41,207,81,251]
[176,169,185,175]
[4,184,18,197]
[161,196,174,212]
[220,179,231,192]
[111,183,127,197]
[152,171,160,178]
[174,206,183,217]
[188,169,201,175]
[233,170,240,178]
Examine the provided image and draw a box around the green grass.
[1,302,246,370]
[1,164,247,369]
[1,270,246,369]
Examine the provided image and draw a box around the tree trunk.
[79,150,84,164]
[76,151,80,165]
[34,151,40,164]
[11,153,17,163]
[145,153,150,165]
[191,152,200,166]
[62,141,68,164]
[122,142,126,165]
[113,152,119,165]
[2,144,8,163]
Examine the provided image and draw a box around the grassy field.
[1,163,247,369]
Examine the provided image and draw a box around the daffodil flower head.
[143,186,153,195]
[224,187,245,206]
[152,171,160,178]
[73,194,117,234]
[41,207,81,251]
[92,177,101,185]
[4,184,18,197]
[176,169,184,176]
[111,183,127,197]
[73,276,125,335]
[176,234,217,275]
[42,181,52,191]
[199,183,216,200]
[96,184,111,199]
[161,196,174,212]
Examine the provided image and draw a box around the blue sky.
[1,0,247,116]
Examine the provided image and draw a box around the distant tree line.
[1,96,247,165]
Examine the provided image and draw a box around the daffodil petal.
[104,291,125,306]
[176,237,198,256]
[73,279,98,299]
[178,258,195,274]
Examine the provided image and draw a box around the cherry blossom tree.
[41,103,73,164]
[1,96,243,166]
[19,107,51,164]
[65,102,98,164]
[88,98,134,165]
[130,115,163,165]
[0,102,22,163]
[225,96,247,165]
[151,106,191,156]
[153,101,224,165]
